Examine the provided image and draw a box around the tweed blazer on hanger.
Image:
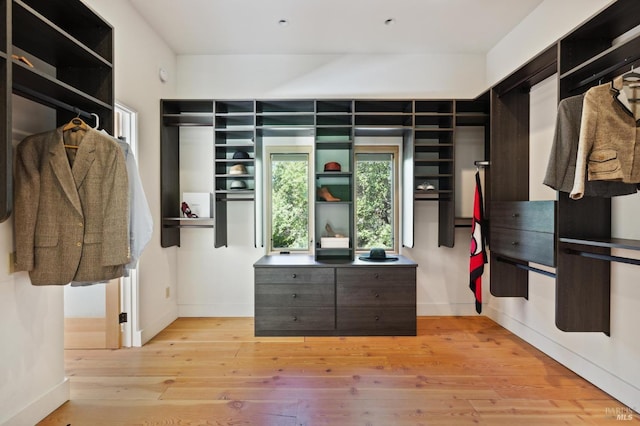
[14,126,130,285]
[571,76,640,199]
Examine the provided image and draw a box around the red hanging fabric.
[469,171,487,314]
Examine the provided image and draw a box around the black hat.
[233,151,251,159]
[358,248,398,262]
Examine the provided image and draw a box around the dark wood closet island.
[254,254,418,336]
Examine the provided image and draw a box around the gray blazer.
[14,127,130,285]
[544,93,637,198]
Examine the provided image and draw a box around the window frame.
[264,145,314,255]
[354,144,400,254]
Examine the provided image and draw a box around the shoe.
[325,222,345,238]
[325,222,335,236]
[318,186,340,201]
[416,182,435,191]
[181,202,198,218]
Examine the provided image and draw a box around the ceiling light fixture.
[278,19,289,26]
[384,18,395,26]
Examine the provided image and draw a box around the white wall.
[177,53,486,99]
[486,0,613,87]
[84,0,179,344]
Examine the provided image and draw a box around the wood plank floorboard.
[39,316,638,425]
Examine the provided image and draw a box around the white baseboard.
[416,302,480,316]
[178,303,253,317]
[138,306,179,346]
[2,378,69,426]
[485,305,640,413]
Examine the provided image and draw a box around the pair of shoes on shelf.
[181,201,199,218]
[318,186,341,202]
[416,182,435,191]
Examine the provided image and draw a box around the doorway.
[63,102,140,349]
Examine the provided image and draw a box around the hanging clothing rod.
[497,61,557,96]
[13,84,93,120]
[564,248,640,266]
[496,256,557,278]
[571,55,640,92]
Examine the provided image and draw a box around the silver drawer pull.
[292,273,297,278]
[292,316,298,321]
[512,213,520,218]
[511,241,519,246]
[375,293,380,298]
[375,316,380,321]
[292,293,297,298]
[374,273,379,279]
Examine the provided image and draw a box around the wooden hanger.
[63,117,89,132]
[63,117,89,149]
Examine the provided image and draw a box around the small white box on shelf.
[182,192,212,218]
[320,237,350,248]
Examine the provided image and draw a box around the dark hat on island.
[359,248,398,262]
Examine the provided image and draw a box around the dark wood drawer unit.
[337,267,416,335]
[337,268,416,306]
[337,307,416,335]
[255,283,334,307]
[255,307,335,331]
[254,267,334,285]
[254,255,417,336]
[491,201,554,233]
[490,227,555,267]
[490,200,556,266]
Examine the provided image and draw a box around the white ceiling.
[128,0,544,55]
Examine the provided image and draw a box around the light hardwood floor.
[39,316,638,425]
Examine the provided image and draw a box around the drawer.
[337,307,416,335]
[255,307,335,331]
[255,283,334,307]
[255,267,334,285]
[336,267,415,286]
[491,201,555,233]
[490,227,555,267]
[337,281,415,306]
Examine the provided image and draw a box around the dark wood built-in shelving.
[1,0,114,222]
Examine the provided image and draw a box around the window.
[266,148,313,253]
[265,144,399,255]
[355,146,399,253]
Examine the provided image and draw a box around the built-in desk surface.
[254,254,418,267]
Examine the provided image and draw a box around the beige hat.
[229,164,247,175]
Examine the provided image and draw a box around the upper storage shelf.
[559,0,640,98]
[16,0,112,62]
[1,0,115,223]
[354,100,413,136]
